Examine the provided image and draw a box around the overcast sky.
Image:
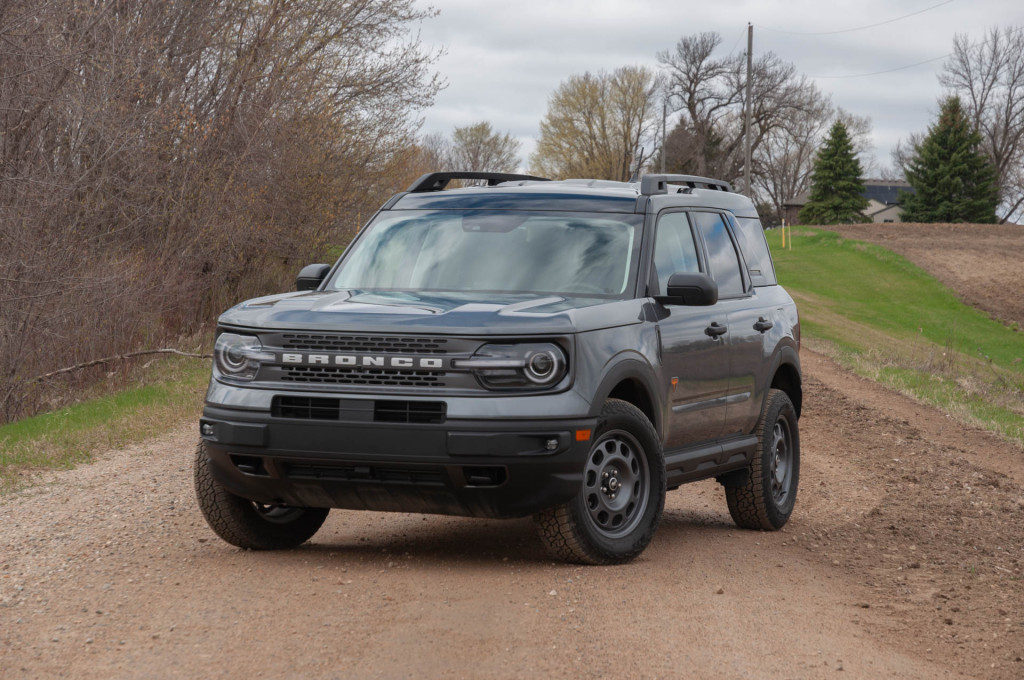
[412,0,1024,177]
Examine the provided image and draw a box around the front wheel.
[725,389,800,530]
[534,399,666,565]
[194,441,329,549]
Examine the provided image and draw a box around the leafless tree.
[890,132,925,180]
[0,0,441,422]
[449,122,521,173]
[531,66,660,181]
[940,26,1024,222]
[658,32,871,222]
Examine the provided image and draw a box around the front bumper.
[200,402,597,519]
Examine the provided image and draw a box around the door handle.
[705,322,728,337]
[753,317,774,333]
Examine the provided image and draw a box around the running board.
[663,435,758,488]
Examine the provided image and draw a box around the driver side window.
[652,212,700,296]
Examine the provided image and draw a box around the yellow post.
[781,220,786,249]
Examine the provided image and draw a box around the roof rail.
[406,172,551,193]
[639,174,733,195]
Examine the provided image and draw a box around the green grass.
[772,227,1024,446]
[0,357,209,492]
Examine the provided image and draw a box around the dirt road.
[2,350,1022,679]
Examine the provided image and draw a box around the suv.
[195,172,801,564]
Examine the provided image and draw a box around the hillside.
[824,222,1024,329]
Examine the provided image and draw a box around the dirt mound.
[824,222,1024,328]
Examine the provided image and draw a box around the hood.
[217,290,643,335]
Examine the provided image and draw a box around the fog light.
[201,423,215,437]
[546,438,559,451]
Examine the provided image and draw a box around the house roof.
[863,180,914,206]
[784,179,914,208]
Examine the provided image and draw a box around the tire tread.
[194,441,328,550]
[534,399,664,565]
[725,389,799,530]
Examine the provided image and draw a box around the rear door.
[690,211,765,437]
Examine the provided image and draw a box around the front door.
[652,211,731,449]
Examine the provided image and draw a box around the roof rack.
[406,172,551,193]
[639,174,733,195]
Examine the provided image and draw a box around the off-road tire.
[194,440,329,549]
[534,399,666,565]
[726,389,799,530]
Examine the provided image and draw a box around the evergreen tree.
[798,120,869,224]
[900,96,999,223]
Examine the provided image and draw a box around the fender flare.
[589,356,665,439]
[765,342,802,417]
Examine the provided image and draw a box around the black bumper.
[199,405,597,519]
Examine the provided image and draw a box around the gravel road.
[2,350,1022,679]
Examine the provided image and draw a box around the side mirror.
[658,272,718,306]
[295,264,331,291]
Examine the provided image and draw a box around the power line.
[760,0,955,36]
[725,26,746,57]
[808,52,952,79]
[806,25,1024,80]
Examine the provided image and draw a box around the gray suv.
[195,172,802,564]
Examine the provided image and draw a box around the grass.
[0,356,209,492]
[772,227,1024,446]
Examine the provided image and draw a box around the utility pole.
[744,22,753,198]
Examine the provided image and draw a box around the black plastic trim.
[640,174,733,195]
[407,172,551,193]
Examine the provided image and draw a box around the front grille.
[272,396,340,420]
[374,400,446,424]
[280,334,449,354]
[285,462,444,486]
[280,366,446,387]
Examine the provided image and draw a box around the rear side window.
[692,211,745,298]
[731,216,777,286]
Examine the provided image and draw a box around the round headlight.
[525,350,557,383]
[214,333,273,382]
[223,343,249,371]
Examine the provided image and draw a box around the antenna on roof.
[628,147,644,183]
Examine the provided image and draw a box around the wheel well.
[771,363,802,417]
[607,379,657,429]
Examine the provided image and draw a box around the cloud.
[415,0,1024,173]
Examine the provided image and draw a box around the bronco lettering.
[279,353,444,369]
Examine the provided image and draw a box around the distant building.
[784,179,915,225]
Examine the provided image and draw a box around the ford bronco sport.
[195,171,802,564]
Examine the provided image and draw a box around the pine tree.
[900,96,998,223]
[799,121,869,225]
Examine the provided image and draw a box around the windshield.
[329,210,642,297]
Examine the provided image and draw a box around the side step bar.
[663,435,758,488]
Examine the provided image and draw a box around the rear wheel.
[194,441,329,549]
[534,399,665,564]
[725,389,799,530]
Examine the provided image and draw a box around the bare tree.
[449,122,521,172]
[752,108,874,223]
[0,0,441,422]
[890,132,926,179]
[659,33,825,186]
[940,27,1024,222]
[531,66,660,181]
[658,31,871,221]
